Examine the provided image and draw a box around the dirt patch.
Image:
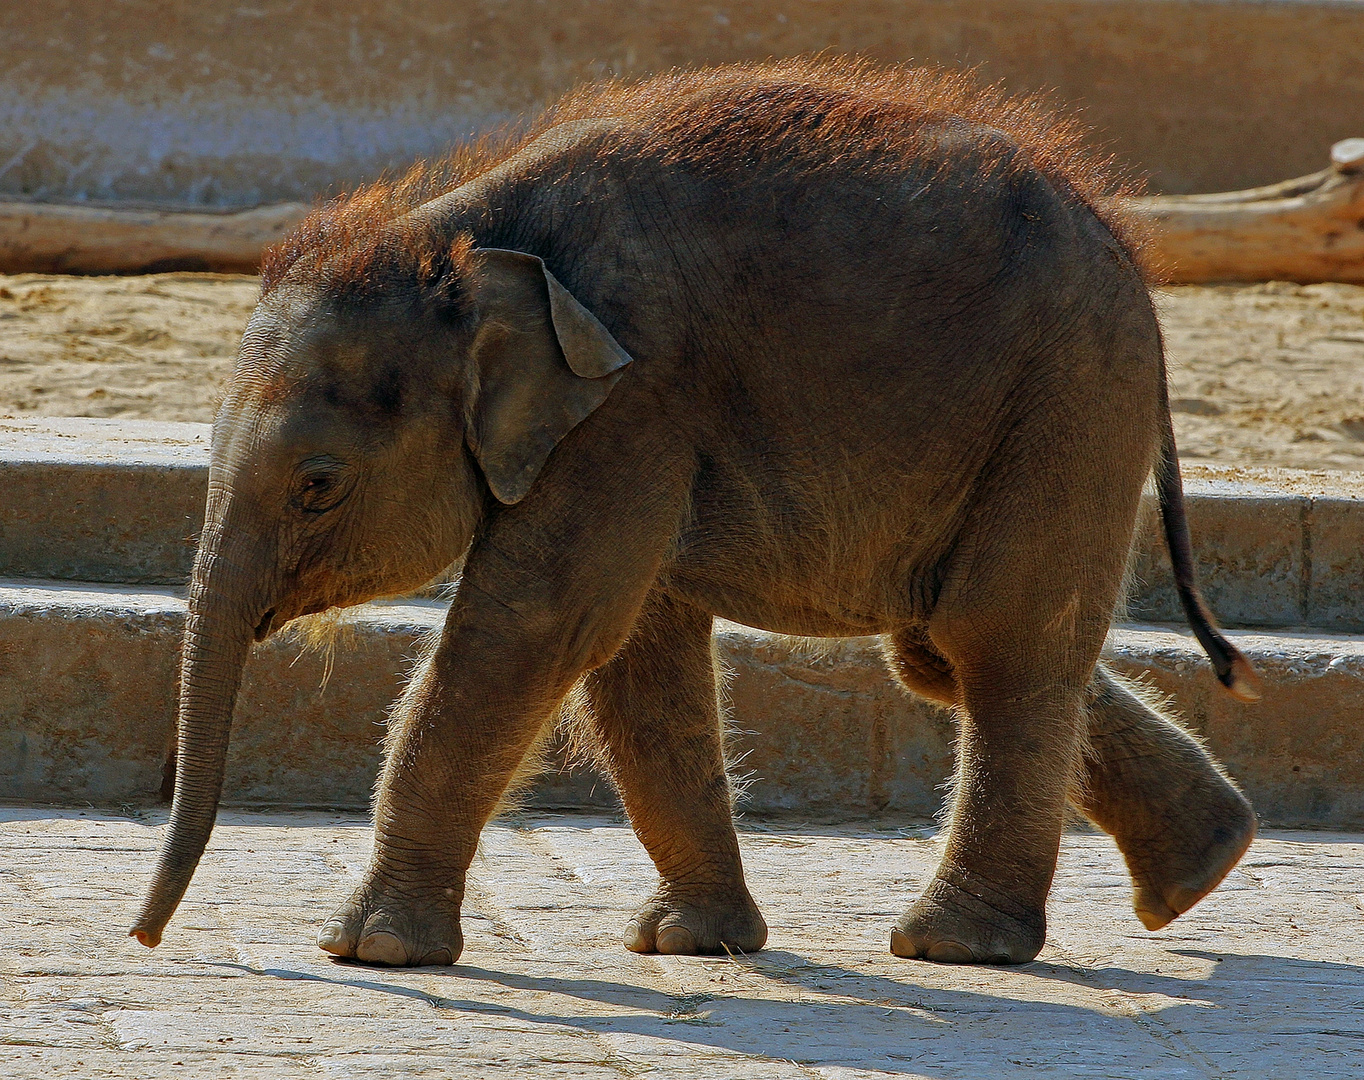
[0,273,256,421]
[1156,282,1364,470]
[2,273,1363,469]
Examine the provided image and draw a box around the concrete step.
[2,578,1359,827]
[0,418,207,584]
[1127,465,1364,633]
[2,417,1362,629]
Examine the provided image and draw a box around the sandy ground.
[1,273,1363,470]
[0,274,254,423]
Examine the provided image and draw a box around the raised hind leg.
[1077,663,1255,929]
[575,590,766,955]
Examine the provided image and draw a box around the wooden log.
[0,140,1361,282]
[1125,138,1364,284]
[0,200,308,274]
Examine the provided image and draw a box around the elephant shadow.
[221,946,1364,1075]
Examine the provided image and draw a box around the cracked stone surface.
[2,807,1362,1078]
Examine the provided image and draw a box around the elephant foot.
[1125,789,1256,931]
[624,883,768,955]
[317,882,463,967]
[890,873,1045,965]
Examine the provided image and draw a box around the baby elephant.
[133,60,1258,966]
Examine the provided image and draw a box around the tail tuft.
[1220,652,1262,703]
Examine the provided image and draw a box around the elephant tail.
[1154,383,1261,702]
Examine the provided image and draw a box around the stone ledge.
[3,420,1362,628]
[0,418,208,584]
[1130,464,1364,632]
[2,578,1360,827]
[2,417,1364,627]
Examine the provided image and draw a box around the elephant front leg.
[317,621,568,967]
[1075,663,1255,930]
[578,591,766,955]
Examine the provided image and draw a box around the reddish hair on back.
[260,58,1148,297]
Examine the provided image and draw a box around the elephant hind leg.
[576,590,766,956]
[1076,663,1255,930]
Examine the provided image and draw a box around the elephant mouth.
[253,608,277,641]
[252,596,341,641]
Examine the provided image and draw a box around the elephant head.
[130,229,632,947]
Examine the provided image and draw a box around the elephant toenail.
[623,921,650,953]
[356,930,409,966]
[415,947,455,967]
[656,925,698,954]
[889,928,920,958]
[924,940,975,964]
[317,921,352,956]
[1135,904,1175,931]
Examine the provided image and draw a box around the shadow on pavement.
[212,943,1364,1075]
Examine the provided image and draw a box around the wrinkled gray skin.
[132,97,1255,967]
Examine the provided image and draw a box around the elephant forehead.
[239,300,386,388]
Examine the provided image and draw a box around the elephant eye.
[292,461,350,513]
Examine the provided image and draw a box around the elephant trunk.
[130,538,260,948]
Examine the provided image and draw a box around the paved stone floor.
[2,808,1362,1078]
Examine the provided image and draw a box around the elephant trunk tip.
[129,924,163,948]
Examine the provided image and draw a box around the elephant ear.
[465,248,633,504]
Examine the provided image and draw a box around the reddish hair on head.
[261,57,1149,298]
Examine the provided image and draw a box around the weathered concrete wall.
[5,1,1364,208]
[1128,468,1364,633]
[0,582,431,810]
